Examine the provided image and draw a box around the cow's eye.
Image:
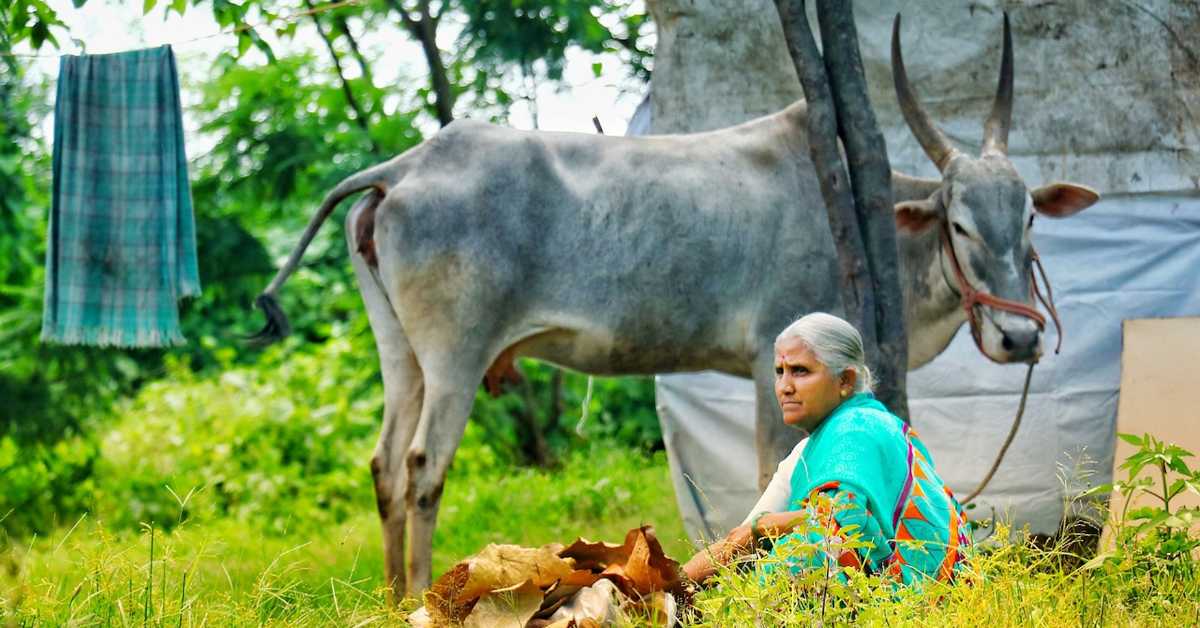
[952,222,969,237]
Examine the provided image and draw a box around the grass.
[7,444,1198,627]
[2,349,1197,626]
[1,444,689,625]
[9,444,1200,624]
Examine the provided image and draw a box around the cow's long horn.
[982,13,1014,156]
[892,14,960,172]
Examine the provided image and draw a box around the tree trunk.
[777,0,908,419]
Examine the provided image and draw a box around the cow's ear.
[1031,182,1099,218]
[894,197,941,233]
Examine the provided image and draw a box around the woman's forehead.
[775,336,818,362]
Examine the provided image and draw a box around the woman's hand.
[680,524,755,584]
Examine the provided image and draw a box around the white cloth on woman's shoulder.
[740,437,808,526]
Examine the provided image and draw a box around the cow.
[250,16,1098,598]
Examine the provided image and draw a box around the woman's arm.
[740,440,806,527]
[681,524,753,583]
[681,510,808,583]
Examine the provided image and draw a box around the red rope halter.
[939,220,1063,362]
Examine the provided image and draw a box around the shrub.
[0,434,99,538]
[90,341,381,534]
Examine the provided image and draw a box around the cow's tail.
[248,161,395,346]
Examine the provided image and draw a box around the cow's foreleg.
[347,202,423,604]
[403,358,485,595]
[752,349,802,491]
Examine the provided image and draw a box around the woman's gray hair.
[775,312,874,393]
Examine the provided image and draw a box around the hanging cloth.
[41,45,200,347]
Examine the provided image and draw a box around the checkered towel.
[41,45,200,347]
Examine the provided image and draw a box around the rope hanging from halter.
[938,220,1063,505]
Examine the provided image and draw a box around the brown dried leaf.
[460,543,572,601]
[423,562,476,625]
[558,536,629,572]
[623,527,681,596]
[462,579,543,628]
[560,526,682,597]
[422,543,570,624]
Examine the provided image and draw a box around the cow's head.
[890,14,1099,363]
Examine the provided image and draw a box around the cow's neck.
[890,172,968,369]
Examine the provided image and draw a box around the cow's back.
[373,113,844,374]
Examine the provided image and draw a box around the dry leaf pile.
[410,526,687,627]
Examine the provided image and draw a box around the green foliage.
[455,0,652,122]
[0,0,662,554]
[0,435,99,538]
[460,0,652,81]
[0,0,67,51]
[468,360,660,468]
[90,340,381,534]
[1,326,659,539]
[0,335,378,539]
[1081,432,1200,568]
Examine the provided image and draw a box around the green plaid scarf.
[41,45,200,347]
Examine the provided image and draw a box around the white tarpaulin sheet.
[651,1,1200,541]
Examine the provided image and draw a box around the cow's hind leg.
[347,200,423,603]
[403,347,489,594]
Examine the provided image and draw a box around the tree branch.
[386,0,455,126]
[304,0,379,154]
[332,13,375,92]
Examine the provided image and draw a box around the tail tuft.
[246,292,291,347]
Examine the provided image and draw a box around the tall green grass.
[3,339,1197,626]
[5,443,1199,626]
[1,444,687,625]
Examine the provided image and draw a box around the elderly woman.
[681,313,970,586]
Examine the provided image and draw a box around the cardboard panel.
[1109,317,1200,535]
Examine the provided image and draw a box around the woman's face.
[774,337,853,432]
